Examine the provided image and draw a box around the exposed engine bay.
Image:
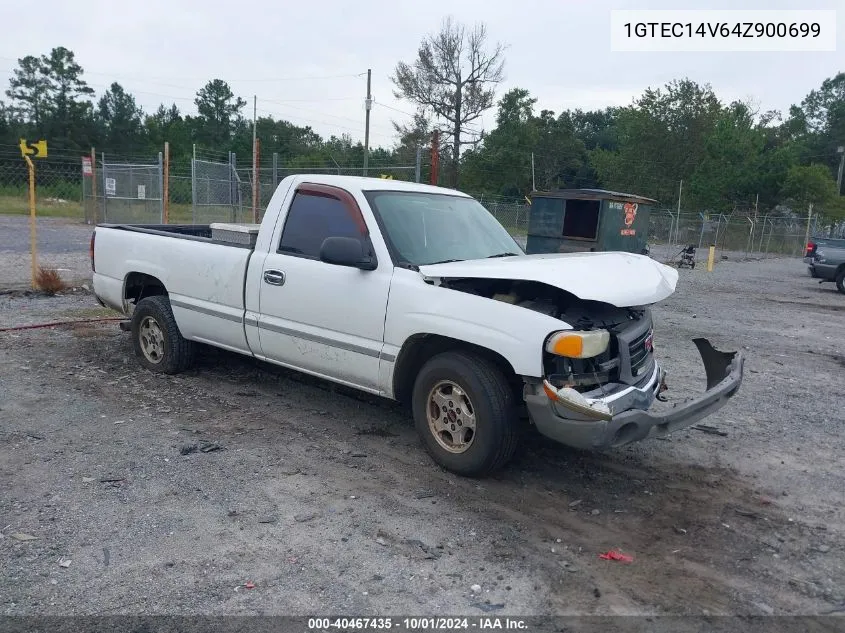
[435,277,654,392]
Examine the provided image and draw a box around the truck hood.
[418,252,679,307]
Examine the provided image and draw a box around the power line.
[255,107,395,142]
[373,101,416,117]
[0,58,365,83]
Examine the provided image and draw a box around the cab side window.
[278,191,363,258]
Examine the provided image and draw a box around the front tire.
[836,269,845,294]
[131,295,195,374]
[411,351,520,477]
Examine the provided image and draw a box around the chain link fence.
[2,142,841,264]
[192,151,244,224]
[98,153,163,224]
[647,209,820,261]
[0,145,85,218]
[475,194,530,237]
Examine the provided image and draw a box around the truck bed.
[98,224,255,249]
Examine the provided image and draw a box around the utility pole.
[531,153,536,191]
[363,69,372,177]
[430,130,440,186]
[837,146,844,195]
[252,95,258,223]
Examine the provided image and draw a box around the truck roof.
[283,173,471,197]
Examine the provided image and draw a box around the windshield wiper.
[486,252,521,258]
[425,258,464,265]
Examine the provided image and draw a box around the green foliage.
[97,83,145,155]
[781,164,844,220]
[193,79,247,147]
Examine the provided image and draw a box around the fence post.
[158,151,164,224]
[415,146,422,183]
[745,217,755,259]
[230,152,238,222]
[24,154,37,288]
[191,146,197,225]
[272,152,279,190]
[252,139,260,223]
[163,142,170,224]
[101,152,107,223]
[90,146,97,224]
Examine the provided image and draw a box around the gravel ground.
[1,254,843,618]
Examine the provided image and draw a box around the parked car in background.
[804,238,845,278]
[810,240,845,294]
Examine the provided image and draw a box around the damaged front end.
[427,273,743,450]
[525,338,744,451]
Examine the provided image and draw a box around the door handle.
[263,270,286,286]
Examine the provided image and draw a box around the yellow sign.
[379,174,394,179]
[19,138,48,158]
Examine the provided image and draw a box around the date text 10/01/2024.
[307,617,529,631]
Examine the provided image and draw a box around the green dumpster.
[525,189,656,255]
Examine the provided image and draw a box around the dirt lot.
[1,255,843,618]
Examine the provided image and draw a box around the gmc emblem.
[644,331,654,352]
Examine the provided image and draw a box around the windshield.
[364,191,524,266]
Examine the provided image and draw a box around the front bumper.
[525,338,744,450]
[812,262,838,282]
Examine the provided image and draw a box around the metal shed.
[525,189,657,255]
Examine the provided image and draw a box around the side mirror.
[319,236,377,270]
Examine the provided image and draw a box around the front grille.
[628,328,653,378]
[611,309,654,385]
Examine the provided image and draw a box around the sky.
[0,0,842,150]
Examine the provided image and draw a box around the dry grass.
[34,266,68,295]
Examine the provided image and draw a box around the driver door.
[257,184,392,392]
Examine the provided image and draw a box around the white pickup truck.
[91,175,744,476]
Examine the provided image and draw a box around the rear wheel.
[131,295,195,374]
[411,351,520,477]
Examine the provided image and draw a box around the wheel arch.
[124,272,168,308]
[392,333,522,407]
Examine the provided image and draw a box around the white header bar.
[610,10,837,52]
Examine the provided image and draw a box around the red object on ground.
[599,550,634,563]
[244,581,256,589]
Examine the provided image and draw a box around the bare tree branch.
[390,16,506,187]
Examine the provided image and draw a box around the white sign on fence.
[81,156,92,176]
[137,185,146,200]
[105,178,116,196]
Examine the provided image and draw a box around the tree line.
[2,37,844,225]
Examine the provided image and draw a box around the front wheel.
[131,295,196,374]
[411,351,520,477]
[836,269,845,294]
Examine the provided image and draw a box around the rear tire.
[131,295,195,374]
[836,269,845,294]
[411,351,520,477]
